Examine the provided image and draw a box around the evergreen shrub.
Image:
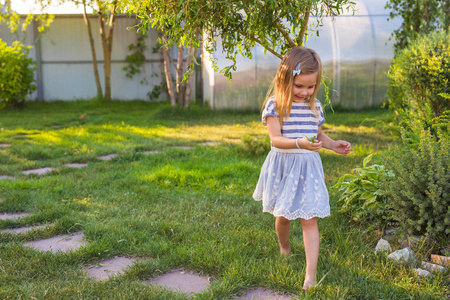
[381,123,450,238]
[387,30,450,123]
[0,39,36,109]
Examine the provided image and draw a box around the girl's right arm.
[266,116,322,151]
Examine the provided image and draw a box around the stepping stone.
[1,224,48,234]
[97,154,118,161]
[23,231,86,253]
[0,212,31,220]
[0,176,16,180]
[173,146,193,150]
[146,270,209,296]
[22,167,54,175]
[0,144,11,148]
[64,163,88,168]
[236,288,294,300]
[143,151,160,155]
[86,257,137,281]
[198,142,221,146]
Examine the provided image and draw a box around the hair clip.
[293,62,301,77]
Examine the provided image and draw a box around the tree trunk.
[82,1,103,100]
[183,47,195,108]
[97,0,117,102]
[162,47,177,106]
[176,45,185,105]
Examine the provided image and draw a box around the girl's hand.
[300,138,322,152]
[332,140,351,156]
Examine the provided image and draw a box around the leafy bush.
[381,124,450,238]
[0,39,37,109]
[333,154,394,224]
[386,30,450,124]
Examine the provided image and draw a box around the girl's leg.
[275,216,291,256]
[299,217,319,290]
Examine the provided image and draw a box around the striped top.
[262,98,325,140]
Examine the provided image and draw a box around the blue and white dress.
[253,98,330,220]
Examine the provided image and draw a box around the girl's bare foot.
[280,246,291,257]
[303,276,316,290]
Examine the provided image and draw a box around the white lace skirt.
[253,148,330,220]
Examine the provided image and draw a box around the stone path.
[236,288,294,300]
[0,224,48,234]
[23,231,87,253]
[64,163,88,168]
[86,257,137,281]
[1,141,299,298]
[0,212,31,220]
[146,270,209,297]
[97,154,118,161]
[22,167,54,175]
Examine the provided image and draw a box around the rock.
[421,261,447,273]
[440,248,450,256]
[384,228,397,236]
[413,268,432,279]
[431,254,450,267]
[374,238,392,253]
[388,247,417,264]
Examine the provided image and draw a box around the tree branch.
[238,29,282,59]
[297,8,310,46]
[276,22,296,48]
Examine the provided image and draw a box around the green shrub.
[332,154,394,225]
[386,30,450,124]
[381,123,450,238]
[0,39,37,109]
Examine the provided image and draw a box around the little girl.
[253,46,351,290]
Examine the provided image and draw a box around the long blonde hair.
[263,47,322,124]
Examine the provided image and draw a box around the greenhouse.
[202,0,402,110]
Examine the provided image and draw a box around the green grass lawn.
[0,101,448,299]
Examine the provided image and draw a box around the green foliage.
[333,154,394,224]
[240,135,271,157]
[123,33,147,79]
[132,0,355,79]
[385,0,449,52]
[0,40,37,109]
[386,30,450,126]
[381,124,450,238]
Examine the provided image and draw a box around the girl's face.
[292,72,318,103]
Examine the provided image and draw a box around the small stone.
[236,288,294,299]
[0,212,31,220]
[384,228,397,236]
[388,247,417,264]
[97,154,118,161]
[143,151,160,155]
[413,268,432,279]
[173,146,193,150]
[0,224,48,234]
[22,167,54,175]
[374,238,392,253]
[0,144,11,148]
[86,257,137,281]
[0,176,16,180]
[440,248,450,256]
[431,254,450,267]
[421,261,447,273]
[23,232,86,253]
[64,163,88,168]
[146,270,209,296]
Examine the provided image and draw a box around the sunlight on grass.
[0,102,447,299]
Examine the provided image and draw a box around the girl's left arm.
[316,126,351,156]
